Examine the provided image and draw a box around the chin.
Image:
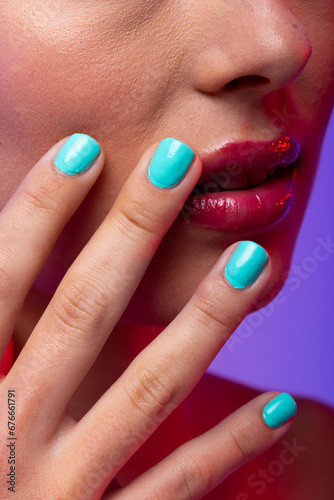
[123,231,295,328]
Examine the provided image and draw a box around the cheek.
[0,9,173,164]
[287,1,334,116]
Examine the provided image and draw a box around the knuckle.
[176,451,213,499]
[225,422,250,462]
[116,198,162,239]
[0,260,17,301]
[20,183,62,219]
[124,359,179,422]
[51,278,108,341]
[194,278,236,332]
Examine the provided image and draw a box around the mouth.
[181,135,301,232]
[191,135,300,195]
[191,162,290,195]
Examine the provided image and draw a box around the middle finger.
[7,137,201,429]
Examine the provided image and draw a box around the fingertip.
[262,392,298,430]
[53,133,104,177]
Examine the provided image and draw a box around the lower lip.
[180,163,298,232]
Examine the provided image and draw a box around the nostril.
[225,74,270,91]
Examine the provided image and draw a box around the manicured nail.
[54,133,101,175]
[148,138,195,188]
[224,241,268,289]
[263,393,297,429]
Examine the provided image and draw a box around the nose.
[191,0,312,96]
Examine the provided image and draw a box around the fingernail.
[224,241,268,289]
[263,393,297,429]
[148,138,195,188]
[54,133,101,175]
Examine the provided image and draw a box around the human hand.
[0,134,297,499]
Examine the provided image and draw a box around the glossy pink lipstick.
[181,136,300,232]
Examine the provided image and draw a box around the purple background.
[208,110,334,408]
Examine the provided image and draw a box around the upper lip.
[194,135,301,191]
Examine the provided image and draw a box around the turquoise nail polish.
[263,393,297,429]
[54,133,101,175]
[148,138,195,188]
[224,241,268,289]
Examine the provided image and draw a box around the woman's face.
[1,0,333,326]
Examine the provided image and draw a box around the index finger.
[0,134,104,360]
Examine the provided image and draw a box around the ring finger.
[58,238,272,492]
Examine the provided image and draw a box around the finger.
[59,240,272,488]
[6,139,201,427]
[107,392,297,500]
[102,477,122,495]
[0,133,104,359]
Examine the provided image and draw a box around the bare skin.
[0,139,304,499]
[12,287,334,499]
[0,0,334,497]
